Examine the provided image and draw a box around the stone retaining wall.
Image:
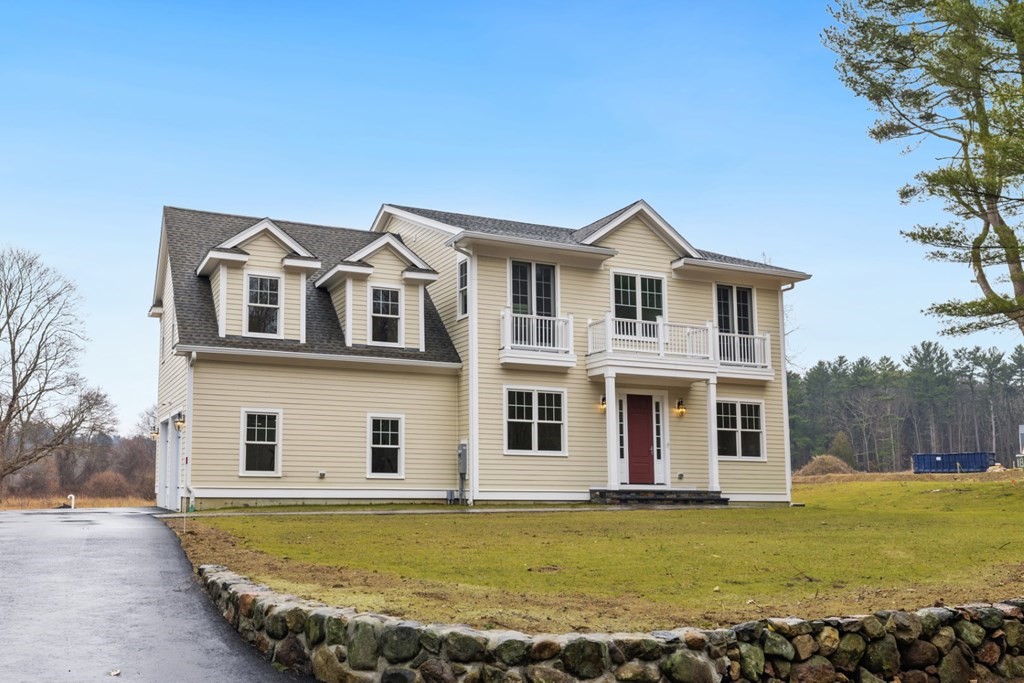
[198,565,1024,682]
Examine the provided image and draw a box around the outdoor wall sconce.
[149,425,159,441]
[600,395,607,410]
[675,400,687,417]
[173,411,186,432]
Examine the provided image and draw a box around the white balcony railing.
[500,309,574,354]
[587,313,771,368]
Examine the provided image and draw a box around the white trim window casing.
[369,285,403,346]
[716,400,765,459]
[611,271,665,338]
[715,284,755,335]
[244,272,284,338]
[239,409,283,476]
[457,257,469,319]
[367,413,404,478]
[504,386,567,456]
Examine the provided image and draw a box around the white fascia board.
[672,257,812,284]
[314,263,374,289]
[152,222,168,307]
[348,233,432,270]
[580,201,701,258]
[217,218,315,258]
[450,232,616,258]
[148,305,164,318]
[371,205,462,235]
[282,257,322,271]
[176,344,461,372]
[403,270,439,283]
[196,250,249,276]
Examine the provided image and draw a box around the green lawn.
[179,478,1024,632]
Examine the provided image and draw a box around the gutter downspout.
[779,283,795,503]
[186,351,196,512]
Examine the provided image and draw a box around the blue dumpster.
[912,452,995,473]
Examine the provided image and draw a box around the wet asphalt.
[0,506,313,683]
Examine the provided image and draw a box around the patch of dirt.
[793,470,1024,485]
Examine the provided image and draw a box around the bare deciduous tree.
[0,248,115,498]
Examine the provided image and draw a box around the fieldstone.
[938,647,973,683]
[860,616,885,640]
[505,672,523,683]
[732,621,763,643]
[996,654,1024,678]
[706,630,735,659]
[284,604,309,633]
[306,610,329,648]
[790,634,816,661]
[254,633,272,656]
[857,667,884,683]
[900,670,929,683]
[1003,620,1024,649]
[419,657,457,683]
[265,608,290,640]
[493,636,532,667]
[969,607,1006,630]
[902,639,940,668]
[954,619,987,648]
[768,618,812,637]
[481,664,507,683]
[448,630,488,663]
[886,611,923,644]
[238,591,262,618]
[524,665,574,683]
[763,631,795,661]
[737,642,765,681]
[863,633,900,678]
[917,607,956,633]
[561,638,609,679]
[614,661,661,683]
[770,656,792,679]
[830,633,866,672]
[313,645,349,682]
[976,639,1001,666]
[382,625,423,664]
[530,639,562,662]
[682,629,708,651]
[273,635,311,674]
[660,649,718,683]
[788,654,834,683]
[612,637,661,662]
[931,626,957,654]
[995,602,1024,619]
[420,629,443,655]
[816,626,840,657]
[326,614,351,647]
[383,667,419,683]
[348,620,381,671]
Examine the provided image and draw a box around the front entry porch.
[589,487,728,505]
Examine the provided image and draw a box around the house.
[149,200,810,510]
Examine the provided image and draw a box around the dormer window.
[371,286,401,345]
[246,274,281,336]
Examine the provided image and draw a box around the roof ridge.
[572,200,643,240]
[163,205,366,234]
[391,205,575,233]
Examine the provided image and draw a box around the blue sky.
[0,1,1008,431]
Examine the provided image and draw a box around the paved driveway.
[0,507,312,683]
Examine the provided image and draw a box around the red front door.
[626,394,654,484]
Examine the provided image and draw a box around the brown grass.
[794,454,855,476]
[792,469,1024,485]
[0,495,155,510]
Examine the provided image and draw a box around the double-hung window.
[717,401,763,458]
[505,388,566,455]
[247,275,281,336]
[368,414,403,477]
[241,410,281,475]
[457,259,469,318]
[510,261,557,347]
[613,273,663,337]
[371,287,401,345]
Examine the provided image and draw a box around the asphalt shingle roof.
[161,207,460,364]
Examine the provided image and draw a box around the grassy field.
[174,475,1024,633]
[0,495,155,510]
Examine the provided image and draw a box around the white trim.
[715,397,767,461]
[372,205,462,236]
[196,249,249,277]
[617,390,670,486]
[366,413,405,479]
[185,352,195,509]
[299,272,307,344]
[148,305,164,318]
[707,378,719,491]
[344,278,353,346]
[456,255,469,320]
[506,258,561,316]
[314,263,374,290]
[176,344,461,370]
[503,385,569,457]
[418,283,425,352]
[403,270,439,283]
[190,487,450,499]
[348,233,432,270]
[468,250,480,504]
[282,256,322,271]
[366,283,404,347]
[721,492,791,503]
[608,269,669,324]
[674,257,811,284]
[474,490,591,501]
[605,374,618,488]
[779,286,793,501]
[218,218,315,258]
[238,408,283,477]
[580,200,700,258]
[242,269,285,339]
[217,264,227,338]
[713,281,759,337]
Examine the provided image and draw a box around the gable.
[217,218,315,258]
[363,243,409,280]
[595,217,682,271]
[238,232,291,270]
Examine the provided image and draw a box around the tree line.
[789,340,1024,471]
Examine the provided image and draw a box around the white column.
[605,372,618,489]
[707,378,720,491]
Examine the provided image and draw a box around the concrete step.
[589,488,729,506]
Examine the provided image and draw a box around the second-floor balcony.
[499,308,576,369]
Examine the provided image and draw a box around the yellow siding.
[190,360,458,489]
[329,282,346,339]
[236,232,302,340]
[224,265,243,335]
[210,266,223,334]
